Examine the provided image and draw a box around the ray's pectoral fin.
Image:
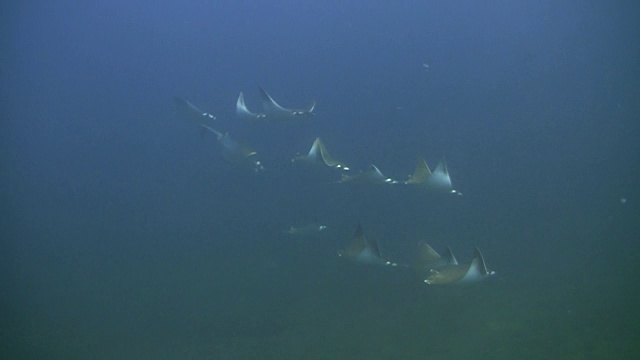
[338,223,397,267]
[340,165,397,185]
[412,242,456,280]
[458,247,495,283]
[338,223,367,258]
[405,158,432,185]
[259,86,316,121]
[316,138,348,170]
[412,242,494,285]
[236,92,266,121]
[295,100,316,116]
[174,96,216,122]
[200,124,223,139]
[201,124,264,172]
[405,158,462,195]
[259,86,287,114]
[292,137,349,171]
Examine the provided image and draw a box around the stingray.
[405,158,461,195]
[338,223,398,266]
[283,223,328,237]
[201,124,264,172]
[174,96,216,123]
[259,86,316,122]
[339,165,398,185]
[292,137,350,171]
[411,242,495,285]
[236,92,266,121]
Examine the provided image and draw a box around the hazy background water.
[1,1,639,359]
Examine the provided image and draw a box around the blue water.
[2,1,639,359]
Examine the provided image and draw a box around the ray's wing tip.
[472,247,495,276]
[258,85,270,98]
